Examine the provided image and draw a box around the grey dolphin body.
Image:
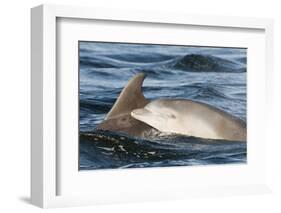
[96,73,246,141]
[131,99,246,141]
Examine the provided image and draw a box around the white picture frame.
[31,4,274,208]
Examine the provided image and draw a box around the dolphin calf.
[96,73,246,141]
[131,99,246,141]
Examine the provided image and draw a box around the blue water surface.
[79,42,247,170]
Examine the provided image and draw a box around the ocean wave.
[104,53,174,63]
[188,85,233,100]
[80,56,118,68]
[80,99,112,114]
[79,43,247,170]
[173,54,245,72]
[79,130,246,170]
[80,52,245,73]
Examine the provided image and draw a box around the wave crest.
[173,54,245,72]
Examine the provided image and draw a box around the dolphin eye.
[159,110,176,119]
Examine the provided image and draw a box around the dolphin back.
[131,99,247,142]
[96,73,154,137]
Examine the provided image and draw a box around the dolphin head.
[131,100,178,132]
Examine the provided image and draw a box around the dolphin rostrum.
[96,73,246,141]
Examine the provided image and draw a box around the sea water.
[79,42,247,170]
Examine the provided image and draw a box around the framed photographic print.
[31,4,274,208]
[79,41,248,171]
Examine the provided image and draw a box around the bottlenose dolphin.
[131,99,246,141]
[96,73,157,137]
[96,73,246,141]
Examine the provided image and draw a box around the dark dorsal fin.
[105,73,148,120]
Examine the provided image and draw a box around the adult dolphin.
[96,73,157,137]
[96,73,246,141]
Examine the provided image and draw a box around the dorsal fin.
[105,73,148,120]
